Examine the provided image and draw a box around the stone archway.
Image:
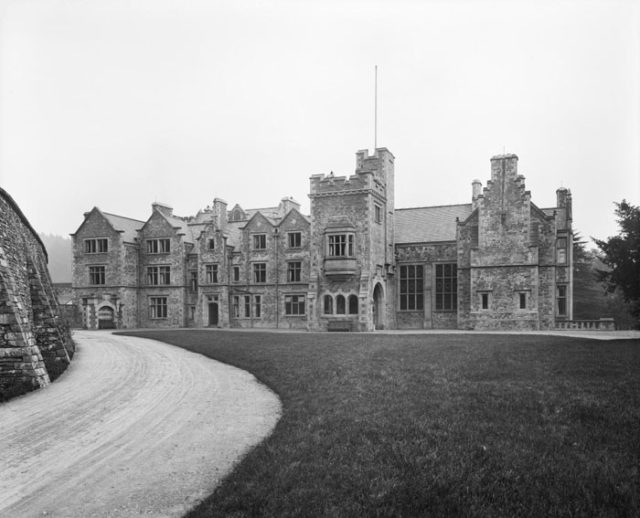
[97,304,116,329]
[372,283,384,330]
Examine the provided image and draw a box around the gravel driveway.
[0,331,281,517]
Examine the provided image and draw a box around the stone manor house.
[72,148,573,331]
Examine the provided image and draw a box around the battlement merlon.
[309,170,374,195]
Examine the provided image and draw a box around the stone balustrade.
[555,318,615,331]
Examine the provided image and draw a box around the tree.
[593,200,640,326]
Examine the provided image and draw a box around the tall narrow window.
[287,262,302,282]
[435,263,457,311]
[254,295,262,318]
[519,292,527,309]
[336,295,346,314]
[190,271,197,291]
[348,295,358,314]
[324,295,333,315]
[481,293,489,310]
[205,264,218,284]
[400,265,424,311]
[557,285,567,316]
[253,263,266,283]
[374,204,382,224]
[244,295,251,318]
[208,238,215,250]
[253,234,267,250]
[233,266,240,282]
[288,232,302,248]
[232,296,240,318]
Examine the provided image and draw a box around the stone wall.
[0,188,74,400]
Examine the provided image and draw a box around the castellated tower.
[307,148,395,331]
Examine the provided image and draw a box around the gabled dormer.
[243,212,275,255]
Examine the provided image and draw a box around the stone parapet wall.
[0,188,74,400]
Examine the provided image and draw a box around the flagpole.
[374,65,378,150]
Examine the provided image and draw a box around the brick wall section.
[0,188,74,399]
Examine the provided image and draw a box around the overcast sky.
[1,0,638,246]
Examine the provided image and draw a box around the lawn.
[120,330,640,517]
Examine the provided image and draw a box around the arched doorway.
[97,305,115,329]
[372,283,384,330]
[208,302,219,326]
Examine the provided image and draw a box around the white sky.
[1,0,638,245]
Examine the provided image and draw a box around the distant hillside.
[40,234,72,283]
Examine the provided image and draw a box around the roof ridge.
[395,203,472,211]
[102,212,145,224]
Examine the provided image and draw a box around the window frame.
[244,295,251,318]
[519,292,527,310]
[435,263,458,312]
[287,261,302,282]
[233,266,240,282]
[557,285,567,316]
[326,233,354,258]
[88,265,106,285]
[399,264,424,311]
[285,294,306,316]
[254,295,262,318]
[323,294,333,315]
[348,294,359,315]
[205,263,219,284]
[207,238,215,250]
[479,292,490,311]
[84,238,108,254]
[149,296,168,319]
[146,238,171,254]
[146,265,171,286]
[253,262,267,283]
[288,232,302,248]
[374,204,382,224]
[252,233,267,250]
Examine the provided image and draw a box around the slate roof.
[226,221,244,249]
[394,204,473,243]
[164,215,197,243]
[102,212,144,243]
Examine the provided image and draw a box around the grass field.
[121,330,640,517]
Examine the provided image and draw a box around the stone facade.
[72,148,573,331]
[0,188,74,399]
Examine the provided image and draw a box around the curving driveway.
[0,331,281,517]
